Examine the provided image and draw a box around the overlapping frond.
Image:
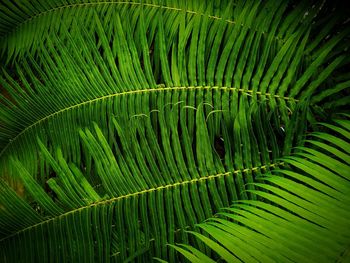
[172,116,350,262]
[1,0,348,183]
[0,102,289,262]
[0,0,349,262]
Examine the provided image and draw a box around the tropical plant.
[0,0,349,262]
[171,117,350,262]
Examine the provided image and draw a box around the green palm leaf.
[0,0,348,179]
[0,0,349,262]
[1,103,287,261]
[172,117,350,262]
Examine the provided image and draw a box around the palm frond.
[0,0,349,262]
[0,100,295,261]
[172,116,350,262]
[1,0,348,182]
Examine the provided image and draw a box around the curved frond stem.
[0,161,283,243]
[0,85,298,158]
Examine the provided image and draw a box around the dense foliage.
[0,0,349,262]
